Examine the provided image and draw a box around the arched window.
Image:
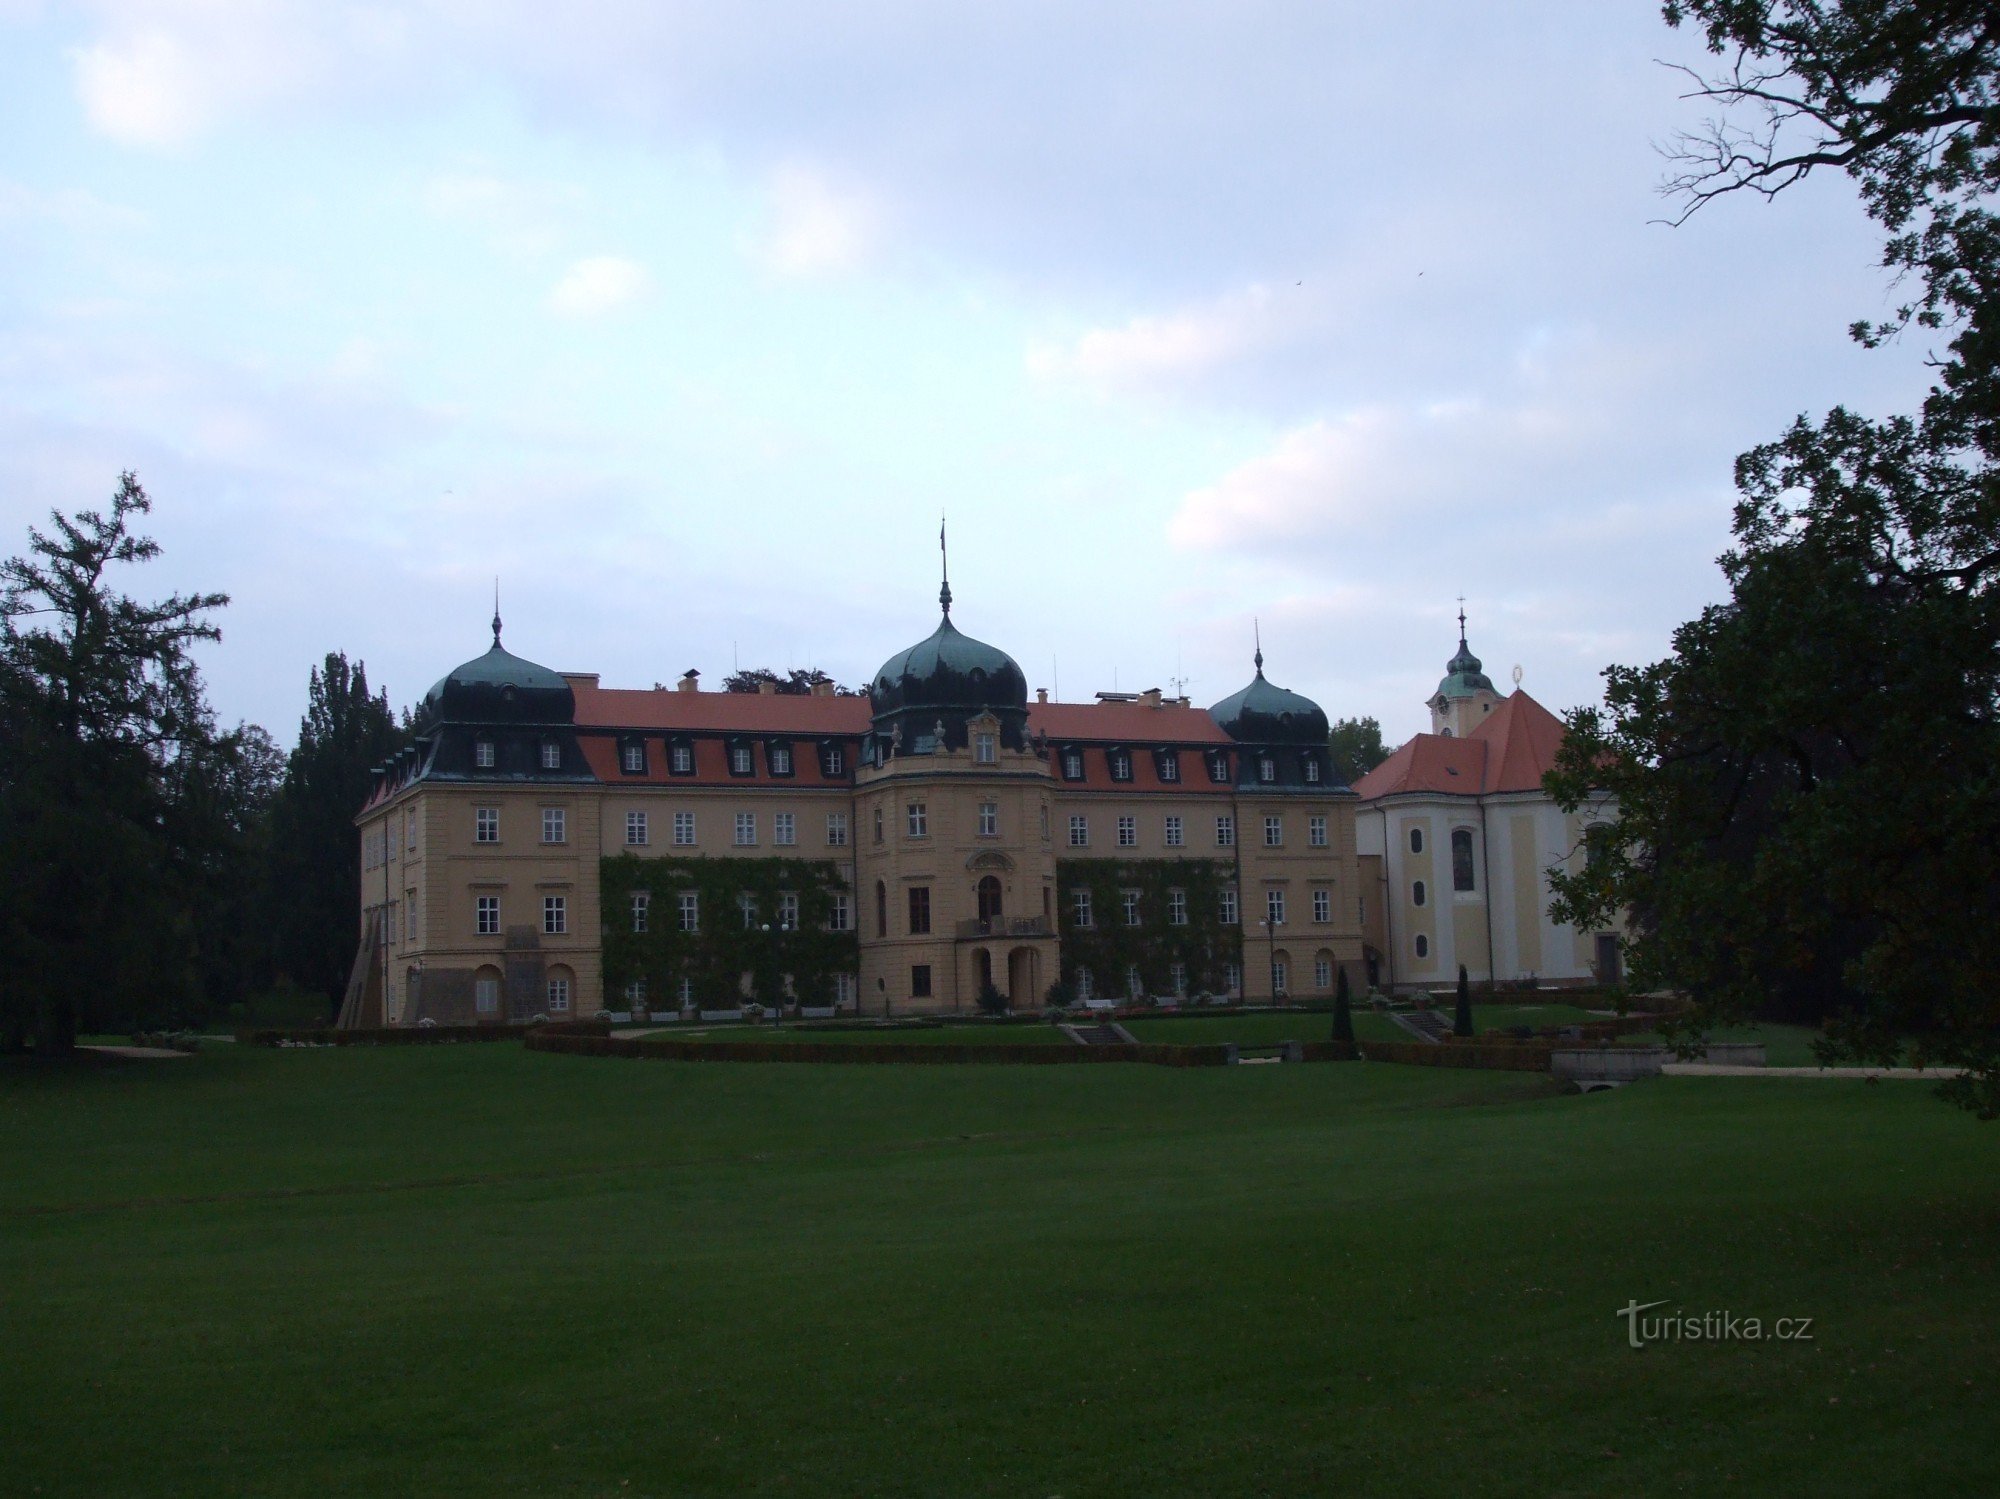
[1412,880,1427,907]
[977,876,1003,922]
[875,880,888,938]
[1414,934,1430,959]
[1451,829,1476,892]
[1409,827,1424,854]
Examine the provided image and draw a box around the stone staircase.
[1063,1021,1137,1046]
[1390,1008,1451,1044]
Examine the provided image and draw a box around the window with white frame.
[546,975,570,1011]
[475,807,499,843]
[1208,752,1231,783]
[1313,888,1331,923]
[678,976,695,1007]
[1314,955,1333,989]
[1304,757,1321,784]
[824,744,845,776]
[873,806,884,843]
[625,978,647,1005]
[826,812,848,846]
[1168,888,1188,926]
[1126,965,1143,998]
[540,742,561,770]
[475,739,495,768]
[1219,887,1239,924]
[476,895,500,935]
[1071,889,1093,928]
[1075,968,1094,1002]
[1168,962,1186,994]
[475,976,498,1013]
[1068,814,1089,847]
[541,808,566,844]
[979,801,998,836]
[406,813,417,852]
[543,895,567,935]
[769,743,792,775]
[774,812,796,847]
[1062,749,1084,780]
[1117,815,1136,848]
[829,892,851,931]
[906,802,928,837]
[670,743,694,774]
[673,810,696,846]
[1216,815,1235,847]
[1109,750,1132,781]
[739,892,759,929]
[778,891,800,930]
[1159,751,1180,782]
[1258,755,1276,783]
[626,810,649,846]
[621,742,645,773]
[630,892,650,933]
[1265,888,1286,925]
[1164,815,1183,847]
[1121,889,1141,926]
[975,731,996,764]
[1225,961,1242,994]
[735,812,757,846]
[1264,815,1283,847]
[677,892,699,932]
[731,744,754,775]
[1309,815,1328,848]
[1272,959,1289,994]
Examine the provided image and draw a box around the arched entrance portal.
[1006,947,1039,1009]
[977,875,1003,923]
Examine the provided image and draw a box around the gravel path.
[1662,1063,1966,1079]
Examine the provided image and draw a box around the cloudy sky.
[0,1,1937,747]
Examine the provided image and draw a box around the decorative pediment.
[966,849,1015,873]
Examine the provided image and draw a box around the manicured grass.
[4,1045,1995,1496]
[648,1022,1076,1046]
[1615,1023,1829,1068]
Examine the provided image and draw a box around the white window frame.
[769,744,792,775]
[1117,815,1136,848]
[1313,888,1331,923]
[778,891,800,930]
[621,743,645,773]
[670,743,694,774]
[673,810,697,846]
[1164,815,1183,848]
[541,807,567,845]
[774,812,796,847]
[476,895,500,935]
[1168,889,1188,926]
[540,741,562,770]
[475,976,498,1013]
[735,812,757,847]
[475,807,499,844]
[626,810,649,846]
[1266,889,1286,926]
[979,802,998,837]
[1121,889,1141,927]
[827,812,849,846]
[474,739,495,769]
[1309,814,1328,848]
[1068,815,1089,848]
[543,895,567,935]
[1216,815,1235,848]
[1219,888,1239,925]
[1315,956,1333,989]
[975,732,997,764]
[731,744,754,775]
[546,975,570,1012]
[829,892,851,931]
[678,892,699,933]
[631,892,650,933]
[906,802,928,838]
[1264,815,1283,848]
[1072,889,1093,928]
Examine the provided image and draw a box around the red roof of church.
[1351,690,1568,799]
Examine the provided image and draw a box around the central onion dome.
[417,609,575,728]
[869,580,1027,716]
[1209,643,1329,744]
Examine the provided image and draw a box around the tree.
[263,654,408,1013]
[1453,965,1474,1038]
[1331,966,1355,1045]
[721,667,851,695]
[0,474,234,1053]
[1327,716,1387,784]
[1549,4,2000,1116]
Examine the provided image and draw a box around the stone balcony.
[954,915,1054,940]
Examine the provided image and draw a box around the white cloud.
[547,255,650,316]
[1029,283,1292,393]
[754,164,878,277]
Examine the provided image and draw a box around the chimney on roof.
[677,669,700,693]
[1036,688,1048,704]
[810,678,835,698]
[1142,687,1162,708]
[757,679,777,695]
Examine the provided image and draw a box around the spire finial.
[1457,594,1467,645]
[939,512,952,617]
[1253,618,1264,675]
[492,579,503,647]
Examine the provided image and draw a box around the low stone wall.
[1552,1043,1766,1081]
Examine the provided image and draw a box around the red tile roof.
[571,682,873,734]
[1351,690,1568,799]
[1027,700,1232,746]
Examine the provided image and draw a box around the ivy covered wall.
[1055,858,1243,997]
[599,854,859,1008]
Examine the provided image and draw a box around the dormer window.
[668,740,695,775]
[975,732,996,764]
[474,739,495,769]
[1303,756,1321,784]
[1257,755,1276,783]
[540,741,562,770]
[1207,752,1231,784]
[1108,748,1133,782]
[620,741,646,775]
[1061,748,1085,781]
[729,742,754,776]
[767,742,794,776]
[1156,750,1180,782]
[822,743,845,776]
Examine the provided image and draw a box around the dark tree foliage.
[1327,715,1388,784]
[0,475,240,1053]
[1332,966,1355,1044]
[264,654,407,1013]
[1453,966,1474,1039]
[720,667,852,695]
[1550,3,2000,1116]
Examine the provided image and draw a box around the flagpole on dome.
[939,512,952,617]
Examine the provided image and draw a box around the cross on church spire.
[1457,594,1467,644]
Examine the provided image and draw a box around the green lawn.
[647,1022,1075,1046]
[4,1044,1995,1496]
[1612,1023,1828,1068]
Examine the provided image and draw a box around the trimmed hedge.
[243,1024,529,1047]
[526,1030,1232,1067]
[1357,1039,1558,1071]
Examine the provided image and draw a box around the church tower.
[1426,606,1503,737]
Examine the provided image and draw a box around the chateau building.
[1351,614,1622,992]
[347,581,1369,1025]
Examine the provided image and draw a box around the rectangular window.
[774,812,796,847]
[906,802,928,837]
[1075,968,1094,1002]
[979,801,998,837]
[1264,815,1283,847]
[677,892,699,932]
[826,812,849,846]
[1219,887,1239,925]
[735,812,757,846]
[1121,889,1141,927]
[546,976,570,1012]
[1304,758,1321,784]
[1266,889,1285,926]
[1061,749,1084,780]
[475,739,495,769]
[1072,889,1094,928]
[872,806,884,844]
[1126,965,1143,998]
[740,892,759,930]
[541,742,562,770]
[542,808,567,844]
[673,810,696,846]
[626,810,649,846]
[1117,815,1136,848]
[975,732,996,764]
[1158,751,1180,783]
[475,976,498,1013]
[1040,804,1050,840]
[1309,814,1328,848]
[544,895,567,935]
[475,807,499,843]
[836,973,856,1007]
[825,745,845,776]
[1208,752,1230,784]
[1109,750,1132,781]
[1068,815,1089,847]
[631,892,650,933]
[625,978,647,1006]
[678,976,695,1007]
[1226,962,1242,995]
[670,743,694,775]
[829,892,851,931]
[1164,815,1183,847]
[778,892,800,930]
[1453,828,1477,892]
[406,813,417,852]
[404,889,417,945]
[1168,962,1187,994]
[769,743,793,775]
[1315,956,1333,989]
[911,964,933,999]
[476,895,500,935]
[1258,755,1276,783]
[1168,889,1188,926]
[1216,815,1235,848]
[730,744,753,775]
[1313,888,1331,923]
[908,886,931,935]
[621,743,645,773]
[1272,959,1288,995]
